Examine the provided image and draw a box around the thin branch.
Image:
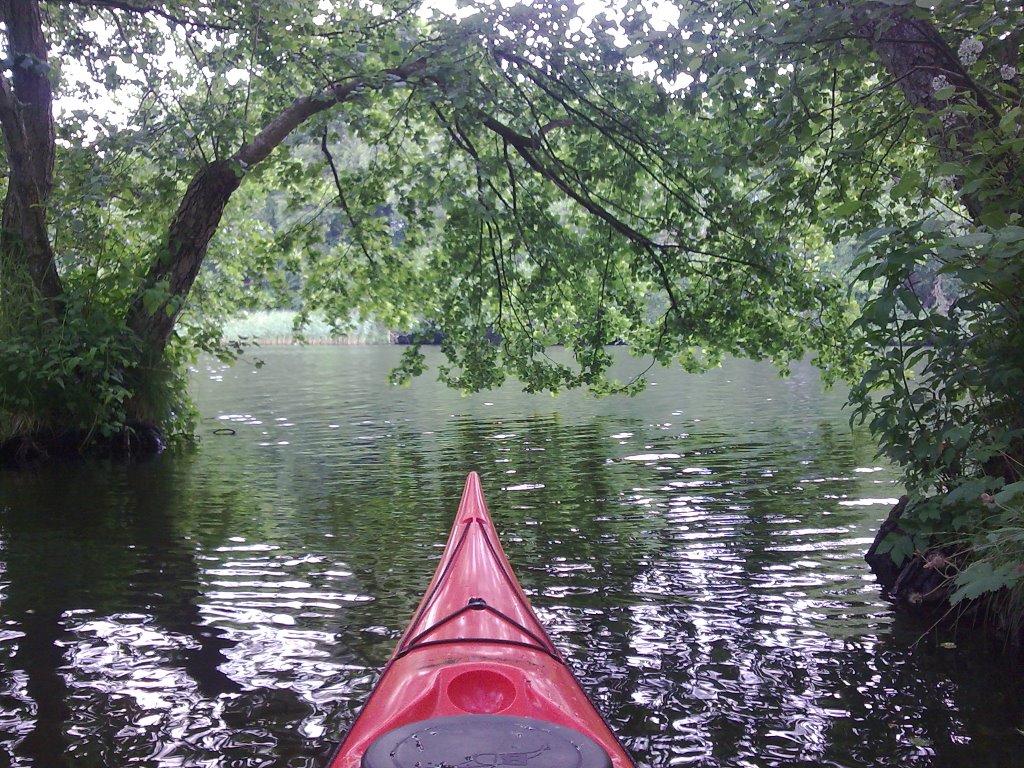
[320,126,377,268]
[481,114,648,246]
[493,49,710,223]
[54,0,238,31]
[241,11,261,145]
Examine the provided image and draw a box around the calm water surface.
[1,347,1021,767]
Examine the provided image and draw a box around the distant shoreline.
[227,335,391,345]
[220,310,393,345]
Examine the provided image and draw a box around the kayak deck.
[328,472,633,768]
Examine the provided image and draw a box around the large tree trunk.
[0,0,62,311]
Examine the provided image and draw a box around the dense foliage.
[834,3,1024,624]
[1,2,1022,626]
[733,0,1023,626]
[2,0,856,436]
[690,0,1024,627]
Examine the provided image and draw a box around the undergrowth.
[0,281,195,448]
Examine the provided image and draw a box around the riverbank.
[0,422,165,465]
[866,496,1024,648]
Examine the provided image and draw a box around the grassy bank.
[221,310,392,345]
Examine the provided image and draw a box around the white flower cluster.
[1001,65,1018,81]
[958,37,983,66]
[932,74,949,92]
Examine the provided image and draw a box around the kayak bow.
[329,471,634,768]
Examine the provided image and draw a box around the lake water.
[1,346,1021,767]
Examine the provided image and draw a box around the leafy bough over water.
[3,0,862,449]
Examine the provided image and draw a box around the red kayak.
[328,471,634,768]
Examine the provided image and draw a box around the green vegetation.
[826,4,1024,633]
[0,2,1021,632]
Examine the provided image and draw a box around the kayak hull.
[328,472,633,768]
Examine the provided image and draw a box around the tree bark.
[127,159,243,351]
[0,0,62,310]
[858,9,1017,224]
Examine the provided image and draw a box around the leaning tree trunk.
[125,57,429,359]
[126,159,244,355]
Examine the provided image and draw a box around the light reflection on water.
[0,346,1022,767]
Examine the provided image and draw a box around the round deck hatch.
[361,714,613,768]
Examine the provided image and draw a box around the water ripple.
[1,350,1021,768]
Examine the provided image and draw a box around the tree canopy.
[2,1,857,420]
[2,1,1023,619]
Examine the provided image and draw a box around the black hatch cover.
[361,714,614,768]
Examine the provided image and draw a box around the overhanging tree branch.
[480,114,654,246]
[477,112,765,274]
[128,57,430,352]
[321,126,378,269]
[493,47,731,233]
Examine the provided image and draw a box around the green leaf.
[141,288,164,315]
[878,532,915,567]
[833,200,864,216]
[943,478,989,507]
[999,107,1021,135]
[994,481,1024,506]
[891,171,921,198]
[951,561,1022,605]
[995,226,1024,243]
[951,232,993,248]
